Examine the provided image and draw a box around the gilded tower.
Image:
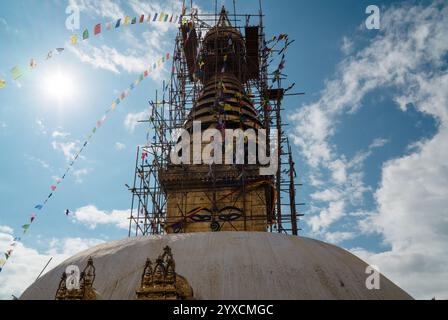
[159,8,275,234]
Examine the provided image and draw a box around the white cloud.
[52,130,69,138]
[324,231,355,244]
[72,168,90,183]
[0,225,13,234]
[72,205,130,230]
[68,43,147,74]
[0,226,104,300]
[69,0,125,20]
[310,188,341,202]
[24,154,52,171]
[51,140,81,162]
[0,17,19,34]
[115,142,126,150]
[341,36,353,55]
[35,118,47,135]
[124,111,147,133]
[290,1,448,299]
[308,200,345,233]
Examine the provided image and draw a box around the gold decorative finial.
[55,257,97,300]
[136,246,193,300]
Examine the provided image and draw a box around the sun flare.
[43,71,75,102]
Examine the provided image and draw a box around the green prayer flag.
[11,66,23,80]
[82,28,89,40]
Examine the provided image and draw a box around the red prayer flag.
[139,14,144,23]
[94,23,101,35]
[144,70,149,77]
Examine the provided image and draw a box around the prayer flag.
[56,48,64,53]
[94,23,101,35]
[34,204,43,210]
[13,237,20,242]
[22,224,30,230]
[70,34,78,45]
[82,28,89,40]
[144,70,148,77]
[30,213,36,223]
[124,16,130,25]
[169,14,174,23]
[0,79,6,89]
[153,13,158,21]
[164,14,169,22]
[51,185,57,191]
[139,15,145,23]
[30,59,37,69]
[158,13,165,22]
[111,102,117,110]
[11,66,23,80]
[146,14,151,22]
[106,22,112,30]
[115,19,121,28]
[131,17,137,24]
[166,53,170,60]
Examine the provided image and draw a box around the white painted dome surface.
[20,232,412,300]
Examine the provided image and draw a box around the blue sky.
[1,0,447,299]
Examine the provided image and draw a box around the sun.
[42,70,75,102]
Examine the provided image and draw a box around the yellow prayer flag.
[70,34,78,45]
[111,102,117,110]
[158,13,165,22]
[124,16,130,25]
[0,79,6,89]
[224,104,232,111]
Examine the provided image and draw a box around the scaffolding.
[127,1,303,237]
